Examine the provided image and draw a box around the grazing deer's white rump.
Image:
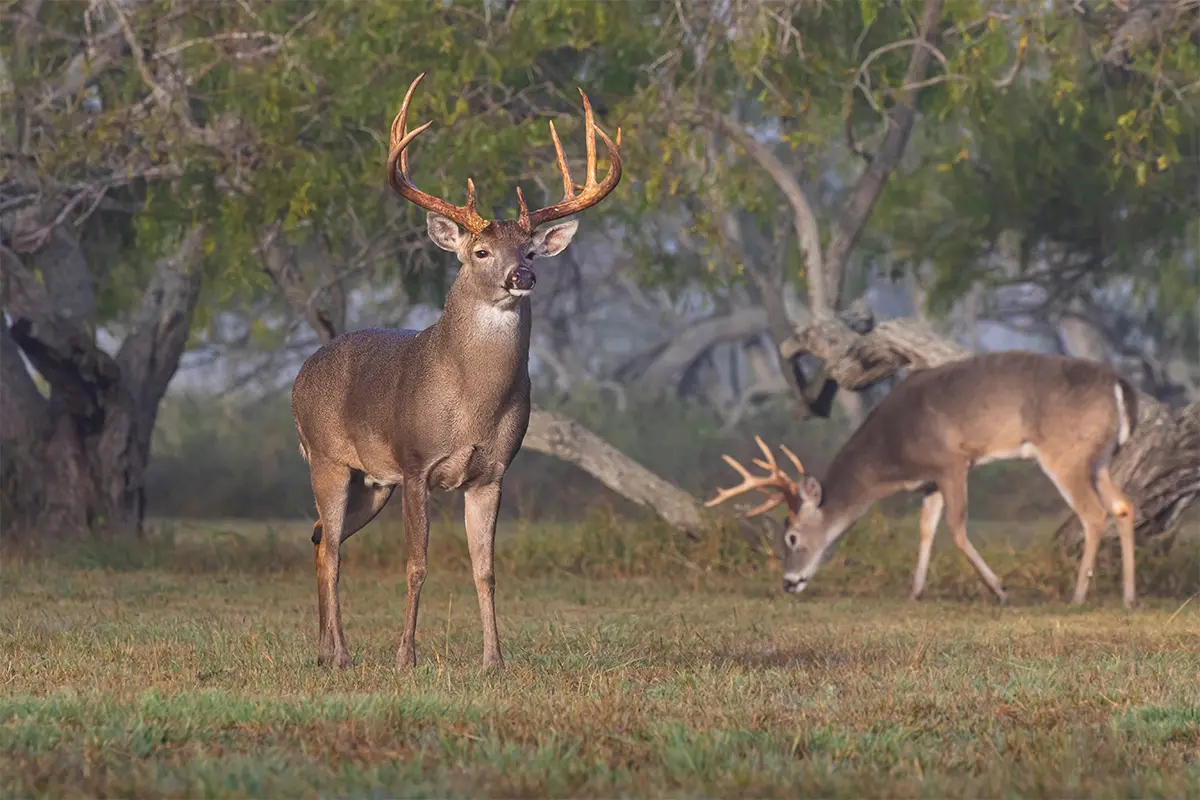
[707,350,1141,609]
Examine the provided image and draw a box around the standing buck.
[706,351,1140,608]
[291,73,622,670]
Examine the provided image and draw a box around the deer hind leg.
[911,490,944,601]
[343,479,397,542]
[1095,466,1137,609]
[396,479,430,669]
[309,459,353,669]
[312,480,395,547]
[940,472,1008,603]
[465,481,505,671]
[1040,455,1112,606]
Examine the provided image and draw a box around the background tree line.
[2,0,1197,545]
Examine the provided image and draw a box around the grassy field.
[2,513,1198,798]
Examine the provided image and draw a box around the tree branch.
[2,245,118,421]
[824,0,946,310]
[632,307,769,397]
[696,109,828,313]
[0,315,48,444]
[522,406,706,538]
[115,225,207,415]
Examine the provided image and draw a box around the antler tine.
[524,88,623,231]
[703,446,802,517]
[582,88,598,187]
[547,121,575,199]
[387,73,490,234]
[779,443,806,475]
[743,493,786,519]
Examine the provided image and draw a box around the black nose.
[505,266,536,291]
[782,577,808,593]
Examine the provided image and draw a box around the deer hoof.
[318,649,353,670]
[395,648,417,670]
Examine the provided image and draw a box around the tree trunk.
[781,304,1199,547]
[1,227,206,540]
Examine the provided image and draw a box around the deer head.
[387,73,622,309]
[704,436,826,594]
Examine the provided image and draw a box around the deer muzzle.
[782,573,809,594]
[505,266,536,295]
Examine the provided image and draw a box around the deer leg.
[342,481,396,542]
[1051,462,1113,606]
[1095,467,1137,609]
[396,479,430,669]
[465,481,504,671]
[309,460,353,669]
[911,490,944,601]
[941,472,1007,603]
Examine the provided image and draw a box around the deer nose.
[505,266,536,292]
[782,574,808,594]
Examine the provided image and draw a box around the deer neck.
[434,279,531,389]
[816,438,900,545]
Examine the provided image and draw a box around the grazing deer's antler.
[387,72,491,234]
[704,435,806,518]
[518,89,623,232]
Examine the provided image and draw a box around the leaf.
[859,0,880,28]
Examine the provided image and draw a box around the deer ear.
[426,213,466,252]
[530,219,579,258]
[798,475,823,507]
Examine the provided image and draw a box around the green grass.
[2,514,1199,798]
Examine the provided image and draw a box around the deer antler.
[704,435,806,518]
[387,73,491,235]
[519,89,623,232]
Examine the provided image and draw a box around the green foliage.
[13,0,1196,337]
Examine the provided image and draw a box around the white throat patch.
[474,302,522,336]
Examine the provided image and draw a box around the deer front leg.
[309,460,353,670]
[940,471,1008,603]
[397,479,430,669]
[464,481,504,671]
[911,490,944,601]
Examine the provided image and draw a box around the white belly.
[974,442,1039,467]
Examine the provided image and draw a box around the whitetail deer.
[291,73,622,670]
[706,351,1140,608]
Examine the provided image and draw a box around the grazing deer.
[291,73,622,670]
[706,351,1140,608]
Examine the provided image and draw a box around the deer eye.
[474,249,490,259]
[786,533,799,548]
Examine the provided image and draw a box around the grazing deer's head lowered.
[291,72,622,671]
[706,351,1142,608]
[388,72,621,310]
[704,436,827,594]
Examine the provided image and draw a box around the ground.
[2,514,1198,798]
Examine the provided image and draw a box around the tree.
[2,1,255,538]
[1,0,707,539]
